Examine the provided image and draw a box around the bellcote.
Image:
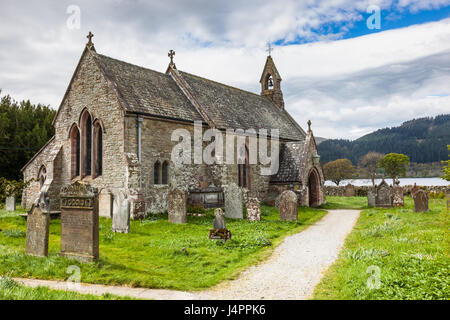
[259,55,284,109]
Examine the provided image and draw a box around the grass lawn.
[0,204,326,291]
[314,196,449,300]
[0,276,128,300]
[320,196,368,210]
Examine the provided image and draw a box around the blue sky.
[0,0,449,139]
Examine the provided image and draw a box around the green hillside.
[318,114,450,165]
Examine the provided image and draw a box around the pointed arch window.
[238,146,250,189]
[162,161,169,185]
[69,125,81,179]
[267,74,274,90]
[93,120,103,177]
[154,161,161,184]
[38,165,47,189]
[80,110,92,177]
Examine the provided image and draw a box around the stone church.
[21,33,326,218]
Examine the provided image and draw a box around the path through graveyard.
[15,209,360,300]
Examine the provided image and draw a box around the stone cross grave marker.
[413,189,429,213]
[60,182,99,262]
[246,197,261,221]
[25,194,50,257]
[168,188,187,224]
[224,183,243,219]
[279,190,298,221]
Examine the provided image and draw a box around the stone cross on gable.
[87,32,94,45]
[266,43,273,56]
[307,120,312,132]
[168,49,176,67]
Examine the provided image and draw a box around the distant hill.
[318,114,450,165]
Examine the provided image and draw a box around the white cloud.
[0,1,449,140]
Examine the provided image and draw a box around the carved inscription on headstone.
[60,182,99,262]
[25,204,50,257]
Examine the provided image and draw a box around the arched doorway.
[308,168,320,207]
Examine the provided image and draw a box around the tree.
[442,145,450,181]
[378,153,410,184]
[359,152,384,186]
[323,158,356,186]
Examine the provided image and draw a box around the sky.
[0,0,449,140]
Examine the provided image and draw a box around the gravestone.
[168,188,187,224]
[367,188,376,207]
[344,184,356,197]
[279,190,298,221]
[411,183,419,198]
[413,190,429,212]
[6,196,16,211]
[60,182,99,262]
[375,180,393,208]
[246,198,261,221]
[209,208,231,240]
[130,194,146,220]
[99,189,113,218]
[224,183,243,219]
[393,185,404,207]
[112,191,130,233]
[25,192,50,257]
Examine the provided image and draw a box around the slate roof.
[270,142,305,183]
[93,53,204,122]
[93,51,305,140]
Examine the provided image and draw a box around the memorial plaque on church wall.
[25,204,50,257]
[60,182,99,262]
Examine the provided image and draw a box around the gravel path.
[15,210,360,300]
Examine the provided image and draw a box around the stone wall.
[325,185,449,197]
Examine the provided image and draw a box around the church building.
[21,33,326,217]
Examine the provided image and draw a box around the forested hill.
[318,114,450,165]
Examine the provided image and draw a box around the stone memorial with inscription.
[209,208,231,240]
[367,188,376,207]
[345,184,356,197]
[246,198,261,221]
[60,182,99,262]
[279,190,298,221]
[25,192,50,257]
[168,188,187,224]
[112,191,130,233]
[6,195,16,211]
[99,189,113,218]
[413,189,429,212]
[130,194,146,220]
[375,180,393,208]
[224,183,243,219]
[393,183,404,207]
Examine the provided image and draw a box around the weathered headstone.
[411,183,419,198]
[130,194,146,220]
[279,190,298,221]
[5,196,16,211]
[112,191,130,233]
[344,184,356,197]
[246,198,261,221]
[224,183,243,219]
[367,188,376,207]
[393,185,404,207]
[413,190,429,212]
[375,180,393,208]
[25,193,50,257]
[98,189,113,218]
[168,188,187,224]
[60,182,99,262]
[209,208,231,240]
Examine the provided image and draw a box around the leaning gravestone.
[25,192,50,257]
[209,208,231,240]
[224,183,243,219]
[393,185,404,207]
[279,190,298,221]
[367,188,376,207]
[168,188,187,224]
[112,191,130,233]
[375,180,393,208]
[413,190,429,212]
[344,184,356,197]
[6,196,16,211]
[246,198,261,221]
[60,182,99,262]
